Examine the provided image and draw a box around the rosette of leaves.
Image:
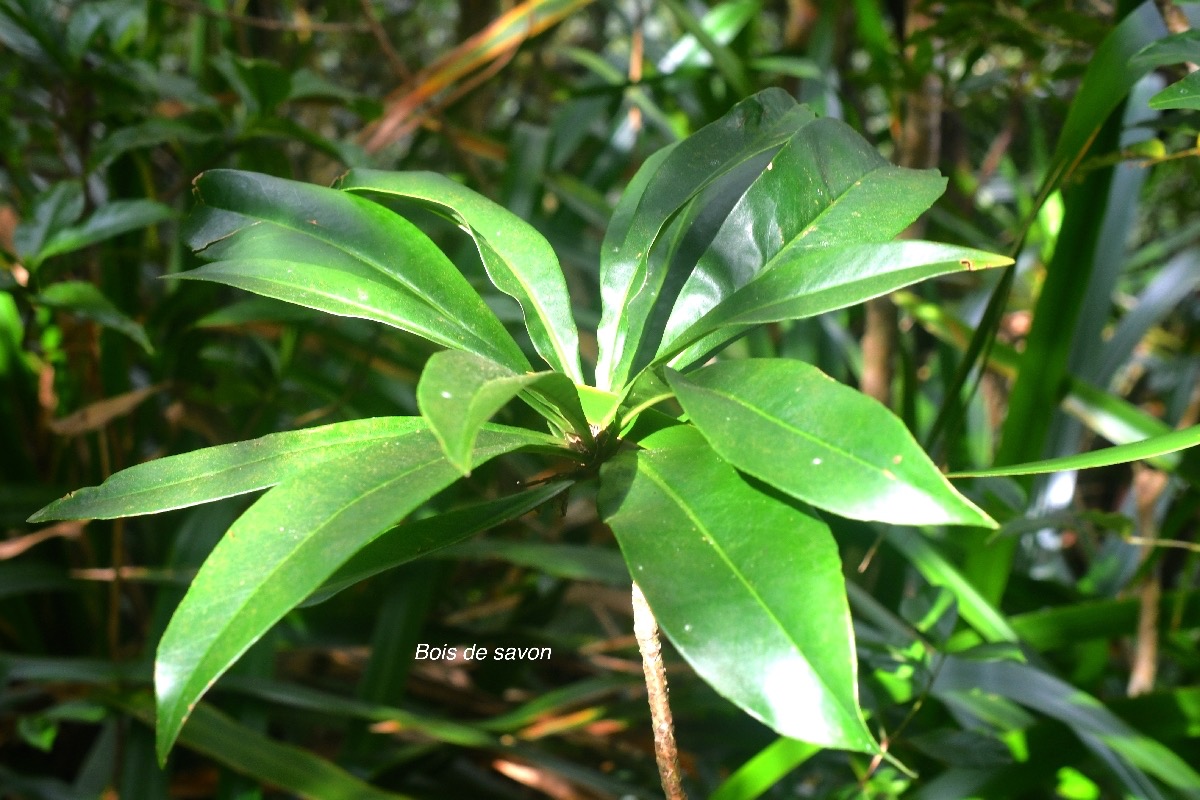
[31,88,1010,767]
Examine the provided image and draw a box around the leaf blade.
[155,427,543,762]
[338,169,583,381]
[668,360,995,527]
[599,441,877,752]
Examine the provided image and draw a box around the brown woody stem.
[632,581,687,800]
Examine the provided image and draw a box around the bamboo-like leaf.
[38,199,173,262]
[188,170,528,370]
[28,418,427,522]
[599,441,878,752]
[669,360,996,527]
[952,424,1200,478]
[661,241,1012,365]
[417,350,589,472]
[155,427,554,761]
[118,693,412,800]
[595,89,814,390]
[338,169,583,381]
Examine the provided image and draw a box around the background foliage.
[2,0,1199,797]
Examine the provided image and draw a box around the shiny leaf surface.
[155,427,546,761]
[599,441,877,752]
[188,170,527,369]
[669,360,995,527]
[338,169,583,381]
[29,418,427,522]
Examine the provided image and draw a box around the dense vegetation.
[2,1,1199,798]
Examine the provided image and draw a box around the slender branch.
[632,582,687,800]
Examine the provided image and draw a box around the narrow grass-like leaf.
[306,480,573,606]
[661,241,1011,364]
[599,442,878,752]
[417,350,589,472]
[155,427,549,761]
[710,737,820,800]
[440,540,628,585]
[28,418,427,522]
[118,693,412,800]
[952,424,1200,478]
[338,169,583,381]
[189,170,528,370]
[595,89,814,389]
[669,360,995,527]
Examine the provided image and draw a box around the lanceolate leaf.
[1148,70,1200,110]
[599,441,877,752]
[417,350,589,473]
[35,281,153,353]
[156,426,554,762]
[28,418,428,522]
[37,199,174,262]
[595,89,814,390]
[951,424,1200,478]
[660,241,1013,364]
[306,480,574,606]
[338,169,584,381]
[658,116,947,367]
[189,170,528,370]
[668,360,996,527]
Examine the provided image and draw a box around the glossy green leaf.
[188,170,528,370]
[1149,70,1200,110]
[952,424,1200,478]
[441,540,628,585]
[119,693,411,800]
[416,349,589,473]
[599,441,877,752]
[35,281,152,353]
[306,480,573,606]
[662,241,1012,364]
[337,169,583,381]
[156,426,547,762]
[38,199,173,262]
[710,736,819,800]
[595,88,814,390]
[669,360,995,527]
[28,418,427,522]
[659,117,947,368]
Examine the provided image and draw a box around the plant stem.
[631,581,687,800]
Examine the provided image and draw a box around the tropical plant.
[29,87,1019,787]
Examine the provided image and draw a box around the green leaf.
[658,117,947,368]
[188,170,528,370]
[38,199,174,262]
[417,352,588,474]
[338,170,583,381]
[669,360,995,527]
[306,480,573,605]
[441,540,628,585]
[952,424,1200,478]
[1130,30,1200,70]
[118,692,413,800]
[1149,70,1200,110]
[599,441,878,752]
[155,426,547,762]
[595,88,814,390]
[662,241,1012,365]
[28,417,428,522]
[14,181,84,266]
[35,281,153,353]
[710,736,820,800]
